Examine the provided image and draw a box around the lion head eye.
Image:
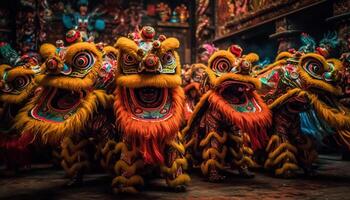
[121,54,139,74]
[13,75,31,90]
[304,60,324,79]
[73,51,95,70]
[162,52,175,65]
[210,57,232,76]
[123,54,137,66]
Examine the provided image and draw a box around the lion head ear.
[39,43,56,59]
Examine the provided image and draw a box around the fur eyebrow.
[160,38,179,54]
[115,37,142,61]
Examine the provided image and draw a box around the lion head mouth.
[134,87,164,108]
[30,87,85,122]
[50,88,84,111]
[122,86,173,121]
[216,80,255,105]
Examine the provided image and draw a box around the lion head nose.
[45,57,63,74]
[46,59,58,70]
[143,54,159,72]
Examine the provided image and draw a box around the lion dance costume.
[257,50,350,177]
[14,30,115,185]
[183,63,207,122]
[102,26,190,193]
[183,45,271,182]
[0,43,40,172]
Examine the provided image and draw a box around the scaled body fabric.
[257,51,350,177]
[183,46,271,182]
[103,26,190,193]
[14,38,114,185]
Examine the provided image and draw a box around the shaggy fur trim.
[0,83,36,104]
[190,63,207,70]
[297,67,342,96]
[182,91,212,136]
[307,93,350,129]
[36,42,102,91]
[184,82,200,93]
[267,88,305,109]
[103,46,119,58]
[65,42,102,65]
[243,53,259,63]
[115,52,182,88]
[0,64,11,77]
[39,43,56,59]
[34,72,97,91]
[275,52,293,61]
[116,74,181,88]
[5,67,35,81]
[114,86,185,164]
[208,50,236,69]
[160,37,180,54]
[208,92,271,149]
[183,90,272,149]
[14,89,112,145]
[215,73,262,89]
[327,58,343,71]
[114,37,139,59]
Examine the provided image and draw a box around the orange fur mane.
[114,86,185,164]
[208,91,272,149]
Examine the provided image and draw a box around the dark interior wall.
[218,22,277,62]
[0,0,18,44]
[213,0,336,61]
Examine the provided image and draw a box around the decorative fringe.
[297,67,342,96]
[114,86,185,164]
[35,66,98,91]
[308,93,350,129]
